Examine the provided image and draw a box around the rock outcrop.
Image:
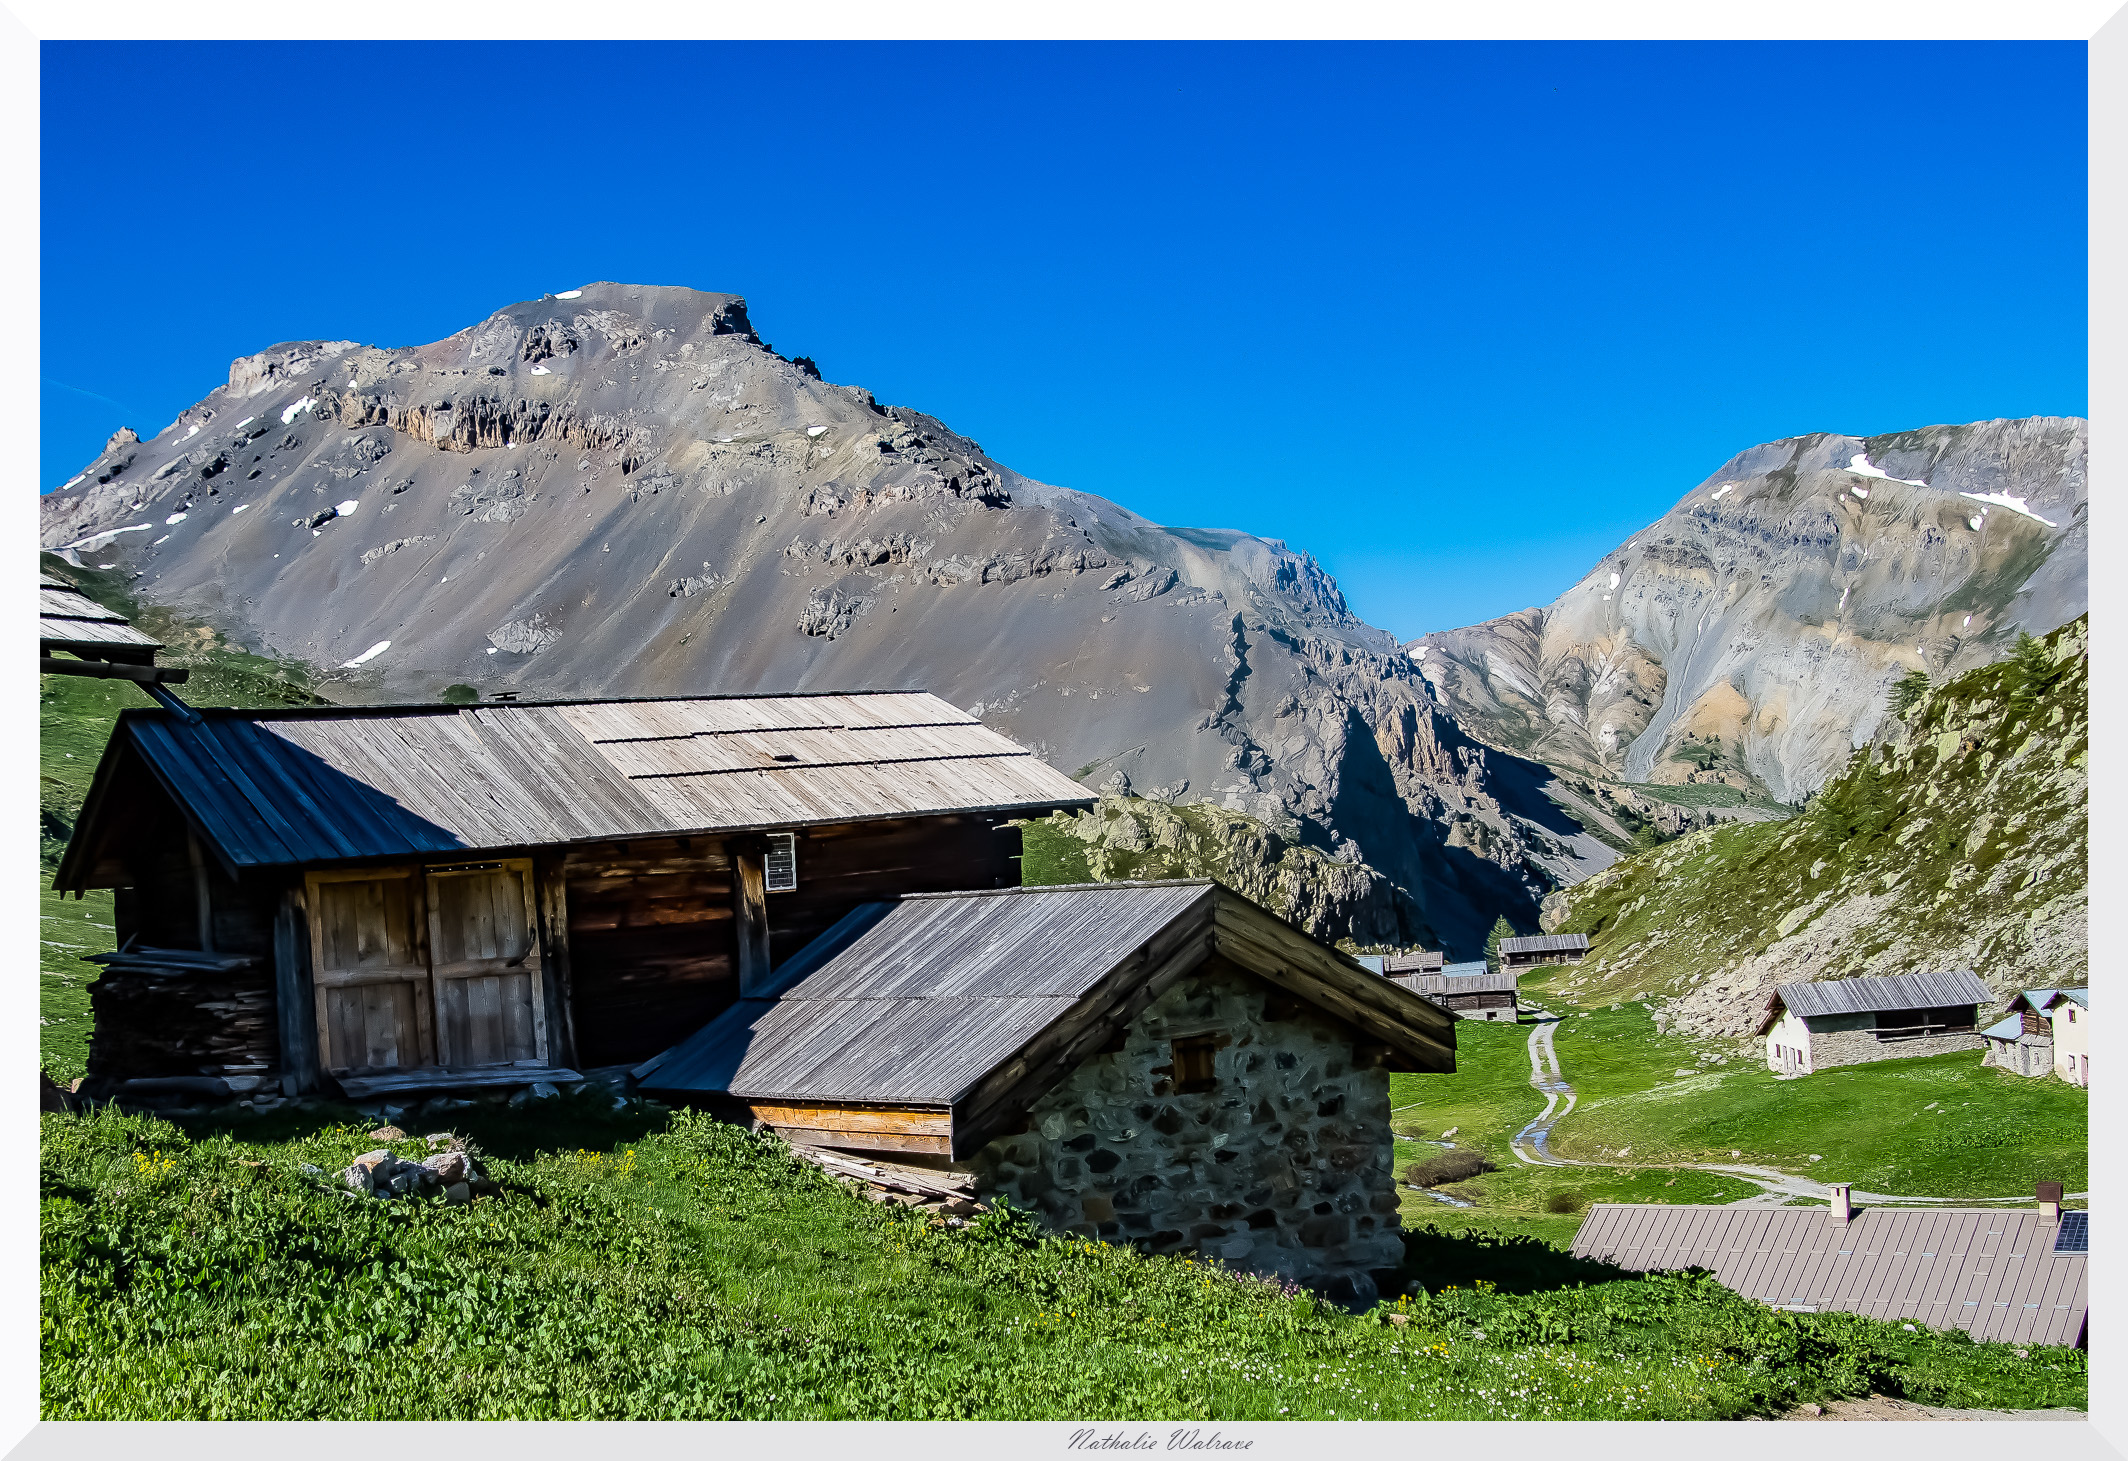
[1412,418,2087,803]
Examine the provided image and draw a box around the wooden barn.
[635,880,1456,1304]
[53,692,1091,1102]
[1496,933,1588,971]
[1403,964,1519,1022]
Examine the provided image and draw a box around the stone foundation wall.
[967,963,1403,1305]
[1808,1018,1984,1071]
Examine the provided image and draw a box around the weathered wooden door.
[307,867,435,1074]
[425,860,547,1068]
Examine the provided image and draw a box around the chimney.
[1829,1183,1853,1225]
[2038,1181,2063,1224]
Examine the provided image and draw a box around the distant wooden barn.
[636,880,1456,1302]
[1574,1184,2087,1347]
[1496,934,1588,971]
[1760,970,1992,1076]
[55,693,1091,1102]
[1404,965,1519,1022]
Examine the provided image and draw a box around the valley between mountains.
[39,282,2088,965]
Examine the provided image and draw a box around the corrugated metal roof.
[642,882,1218,1104]
[1982,1014,2026,1041]
[1498,934,1589,955]
[40,579,162,654]
[1404,969,1518,996]
[1775,969,1993,1019]
[61,692,1094,881]
[1572,1203,2087,1346]
[2044,989,2089,1011]
[1382,950,1444,974]
[1441,961,1488,979]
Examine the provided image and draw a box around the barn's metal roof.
[637,882,1459,1127]
[1982,1013,2028,1042]
[1498,933,1590,955]
[1572,1202,2087,1347]
[2044,989,2089,1011]
[1381,950,1444,974]
[1401,968,1518,996]
[1440,960,1488,979]
[1774,969,1992,1020]
[58,691,1094,883]
[641,882,1219,1105]
[39,573,162,660]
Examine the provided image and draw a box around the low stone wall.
[967,963,1403,1306]
[1809,1025,1984,1071]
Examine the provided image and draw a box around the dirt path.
[1505,1016,2088,1206]
[1774,1395,2087,1422]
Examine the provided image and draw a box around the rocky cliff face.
[1542,617,2087,1041]
[40,282,1607,956]
[1410,418,2087,803]
[1024,796,1427,947]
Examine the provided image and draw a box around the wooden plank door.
[426,860,548,1068]
[306,867,434,1074]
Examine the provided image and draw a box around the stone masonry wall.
[967,963,1403,1305]
[1983,1036,2054,1078]
[1805,1011,1984,1071]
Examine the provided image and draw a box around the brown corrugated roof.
[1572,1203,2086,1346]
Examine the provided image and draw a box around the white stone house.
[1761,970,1992,1076]
[2045,990,2089,1086]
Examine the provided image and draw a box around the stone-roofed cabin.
[635,880,1457,1306]
[1760,970,1992,1076]
[54,692,1091,1104]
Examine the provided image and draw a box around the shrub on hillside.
[1404,1150,1497,1187]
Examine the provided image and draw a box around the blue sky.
[40,41,2087,639]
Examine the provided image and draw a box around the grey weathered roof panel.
[1775,969,1993,1019]
[1573,1203,2086,1345]
[76,692,1093,874]
[1498,934,1590,955]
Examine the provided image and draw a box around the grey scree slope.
[1772,970,1994,1020]
[1573,1204,2086,1347]
[38,281,1639,954]
[634,880,1455,1151]
[55,690,1090,883]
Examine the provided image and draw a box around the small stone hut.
[1760,969,1991,1076]
[636,879,1456,1305]
[1982,989,2072,1079]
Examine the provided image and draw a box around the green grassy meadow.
[39,1102,2085,1419]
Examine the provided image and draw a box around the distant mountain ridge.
[38,282,1605,955]
[1409,417,2087,803]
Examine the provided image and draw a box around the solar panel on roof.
[2054,1211,2088,1254]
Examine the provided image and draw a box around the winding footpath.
[1506,1016,2086,1207]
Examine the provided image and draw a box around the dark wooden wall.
[564,838,737,1068]
[564,815,1023,1068]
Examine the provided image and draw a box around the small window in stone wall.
[1171,1035,1219,1093]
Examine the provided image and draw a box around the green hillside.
[39,1103,2084,1419]
[1547,617,2086,1033]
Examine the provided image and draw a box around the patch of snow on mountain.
[342,640,392,668]
[1851,485,1869,499]
[234,417,254,429]
[1608,572,1620,589]
[281,396,315,424]
[555,289,583,299]
[1959,491,2057,527]
[233,504,249,513]
[336,499,360,515]
[1846,452,1927,487]
[1711,482,1737,500]
[531,365,551,375]
[62,523,153,551]
[164,512,187,524]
